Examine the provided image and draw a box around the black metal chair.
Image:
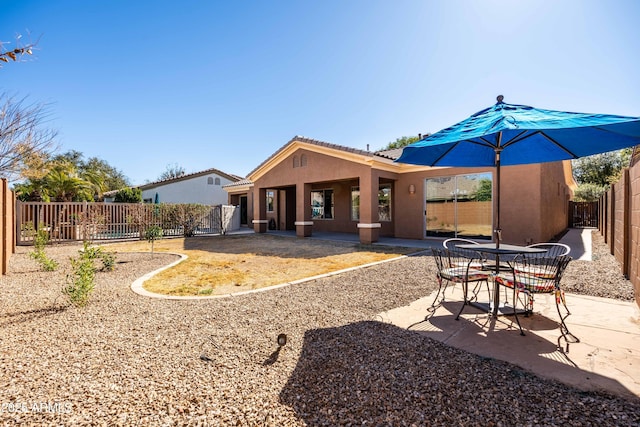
[443,237,500,271]
[526,242,570,257]
[495,254,579,351]
[442,238,480,249]
[431,248,491,320]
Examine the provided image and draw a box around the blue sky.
[2,0,639,185]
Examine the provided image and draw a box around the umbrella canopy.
[396,96,640,245]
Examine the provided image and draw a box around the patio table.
[457,243,546,316]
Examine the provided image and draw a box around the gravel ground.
[0,231,638,426]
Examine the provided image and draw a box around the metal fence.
[15,201,233,245]
[568,201,599,228]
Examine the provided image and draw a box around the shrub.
[114,187,142,203]
[63,253,95,307]
[29,228,58,271]
[161,203,211,237]
[63,241,116,307]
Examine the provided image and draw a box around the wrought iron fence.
[568,201,599,228]
[15,201,233,245]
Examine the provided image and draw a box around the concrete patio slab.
[377,286,640,399]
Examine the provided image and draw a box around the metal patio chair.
[431,248,491,320]
[495,254,579,351]
[526,242,571,257]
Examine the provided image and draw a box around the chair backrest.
[526,242,570,257]
[511,254,572,292]
[432,247,485,272]
[443,238,479,249]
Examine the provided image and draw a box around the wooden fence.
[15,201,236,245]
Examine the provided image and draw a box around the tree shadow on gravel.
[279,321,640,426]
[0,305,67,327]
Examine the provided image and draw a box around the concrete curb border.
[130,249,430,301]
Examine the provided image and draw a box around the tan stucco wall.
[242,141,572,245]
[500,162,570,245]
[250,148,401,236]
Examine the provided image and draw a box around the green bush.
[63,253,95,307]
[63,241,116,307]
[573,183,608,202]
[114,187,142,203]
[155,203,211,237]
[29,228,58,271]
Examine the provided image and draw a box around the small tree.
[379,135,424,151]
[158,163,185,181]
[144,225,163,257]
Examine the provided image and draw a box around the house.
[137,168,242,205]
[103,168,242,205]
[224,136,576,245]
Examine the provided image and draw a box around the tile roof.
[223,178,253,188]
[246,135,384,177]
[374,148,403,160]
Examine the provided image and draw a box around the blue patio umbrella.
[396,95,640,246]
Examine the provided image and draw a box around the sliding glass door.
[425,173,493,239]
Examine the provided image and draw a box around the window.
[293,156,299,168]
[300,154,308,167]
[215,177,221,185]
[207,177,214,185]
[425,172,492,239]
[378,184,392,222]
[311,189,334,219]
[351,186,360,221]
[266,190,275,212]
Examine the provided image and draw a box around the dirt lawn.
[103,234,418,296]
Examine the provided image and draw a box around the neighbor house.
[103,168,242,205]
[225,136,577,245]
[138,168,242,205]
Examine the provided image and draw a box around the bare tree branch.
[0,32,38,67]
[0,93,58,180]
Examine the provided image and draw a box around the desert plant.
[63,242,96,307]
[63,241,116,307]
[29,228,58,271]
[144,225,163,257]
[99,250,116,271]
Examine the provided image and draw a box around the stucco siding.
[247,138,573,246]
[141,173,234,205]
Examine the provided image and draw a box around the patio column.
[252,187,268,233]
[295,183,313,237]
[358,172,380,244]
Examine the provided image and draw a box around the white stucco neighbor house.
[137,167,242,205]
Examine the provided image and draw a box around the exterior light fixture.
[408,184,416,195]
[277,333,287,347]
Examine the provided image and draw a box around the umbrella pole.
[494,140,502,250]
[492,140,503,317]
